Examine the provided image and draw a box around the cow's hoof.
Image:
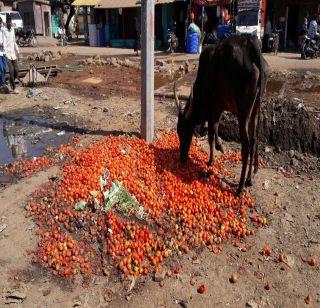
[236,187,244,196]
[215,142,225,154]
[245,178,253,187]
[207,160,214,167]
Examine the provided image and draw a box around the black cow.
[174,34,268,194]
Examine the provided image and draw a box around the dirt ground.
[0,54,320,308]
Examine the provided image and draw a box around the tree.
[51,0,76,35]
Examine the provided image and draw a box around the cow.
[174,34,268,194]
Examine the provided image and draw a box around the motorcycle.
[15,28,37,47]
[301,35,320,59]
[267,31,280,54]
[167,25,178,53]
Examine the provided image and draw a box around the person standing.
[4,15,19,94]
[0,17,8,92]
[308,14,319,41]
[75,18,80,39]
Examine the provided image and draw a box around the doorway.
[44,11,50,36]
[286,5,299,49]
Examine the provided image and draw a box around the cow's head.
[174,83,194,164]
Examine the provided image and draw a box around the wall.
[34,3,43,34]
[18,1,35,31]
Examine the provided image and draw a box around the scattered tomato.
[229,273,238,284]
[197,285,206,294]
[305,295,312,305]
[308,257,317,267]
[265,282,272,290]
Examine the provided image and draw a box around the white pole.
[141,0,155,143]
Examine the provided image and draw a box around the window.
[10,12,22,20]
[237,10,259,26]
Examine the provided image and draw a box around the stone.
[153,269,166,282]
[275,145,281,153]
[155,59,166,67]
[103,289,113,302]
[288,150,295,158]
[86,57,94,65]
[246,300,258,308]
[286,255,295,267]
[290,158,299,167]
[103,108,109,113]
[5,290,27,304]
[44,55,51,62]
[284,212,294,223]
[265,146,272,153]
[262,180,270,190]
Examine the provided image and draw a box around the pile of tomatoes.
[0,156,53,178]
[27,131,262,279]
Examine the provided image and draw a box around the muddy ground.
[0,56,319,308]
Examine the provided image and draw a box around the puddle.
[0,115,72,182]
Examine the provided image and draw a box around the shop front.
[73,0,189,49]
[267,0,320,50]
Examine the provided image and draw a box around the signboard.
[193,0,231,5]
[237,0,260,10]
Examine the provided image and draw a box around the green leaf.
[75,200,87,211]
[93,198,100,209]
[90,190,99,198]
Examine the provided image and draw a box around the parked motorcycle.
[167,24,178,53]
[301,35,320,59]
[15,28,37,47]
[267,32,280,54]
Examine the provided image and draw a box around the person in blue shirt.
[308,14,319,41]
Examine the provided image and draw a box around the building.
[18,0,52,36]
[267,0,320,49]
[73,0,188,49]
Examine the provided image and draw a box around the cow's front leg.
[207,120,215,166]
[213,112,225,153]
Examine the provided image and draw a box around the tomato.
[197,285,206,294]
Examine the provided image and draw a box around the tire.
[301,43,307,59]
[17,38,25,48]
[30,37,38,47]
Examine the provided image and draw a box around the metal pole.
[141,0,155,143]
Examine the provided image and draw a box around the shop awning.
[94,0,183,9]
[72,0,102,6]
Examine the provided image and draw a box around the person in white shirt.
[4,15,20,94]
[0,17,8,90]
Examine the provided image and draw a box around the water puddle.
[0,114,72,183]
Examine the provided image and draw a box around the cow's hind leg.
[213,112,225,153]
[245,108,259,187]
[245,94,260,187]
[253,110,261,174]
[238,119,250,195]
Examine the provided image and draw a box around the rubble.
[78,56,195,79]
[79,56,139,69]
[27,50,62,62]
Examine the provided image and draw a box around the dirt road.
[0,56,319,307]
